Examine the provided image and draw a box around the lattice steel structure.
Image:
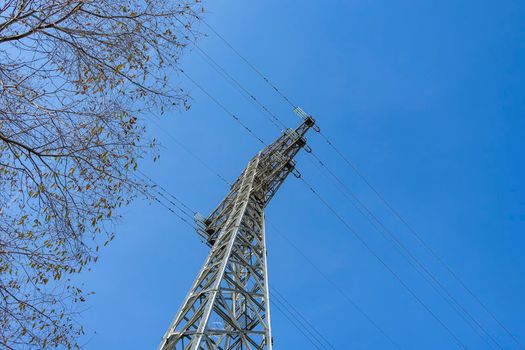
[158,111,316,350]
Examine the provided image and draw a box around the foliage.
[0,0,202,348]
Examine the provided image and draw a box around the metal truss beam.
[159,114,316,350]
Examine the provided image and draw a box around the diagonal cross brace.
[159,115,316,350]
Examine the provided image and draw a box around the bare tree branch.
[0,0,203,348]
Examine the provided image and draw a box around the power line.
[200,18,523,350]
[266,219,403,350]
[306,150,501,349]
[147,42,501,347]
[271,288,336,350]
[150,89,465,348]
[200,18,297,109]
[270,289,335,350]
[154,69,463,349]
[141,112,232,186]
[193,44,286,130]
[131,177,197,230]
[139,170,196,218]
[152,195,196,229]
[270,297,324,350]
[180,69,267,146]
[316,131,524,350]
[186,27,474,349]
[299,176,469,350]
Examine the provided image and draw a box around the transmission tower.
[158,109,316,350]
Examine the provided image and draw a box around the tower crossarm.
[197,115,316,245]
[254,114,315,204]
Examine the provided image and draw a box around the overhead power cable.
[200,18,523,350]
[191,27,467,347]
[151,195,196,229]
[180,69,267,146]
[299,176,468,350]
[193,44,286,130]
[270,297,324,350]
[271,287,336,350]
[130,175,197,230]
[316,132,524,350]
[140,112,232,186]
[266,220,403,350]
[139,170,196,218]
[270,289,335,350]
[145,61,477,348]
[200,18,298,109]
[153,69,459,349]
[306,151,501,349]
[185,30,483,348]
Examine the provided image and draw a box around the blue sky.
[79,1,525,349]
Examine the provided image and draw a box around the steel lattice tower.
[158,111,316,350]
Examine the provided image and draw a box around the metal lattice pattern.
[159,117,315,350]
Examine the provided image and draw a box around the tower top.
[197,112,316,245]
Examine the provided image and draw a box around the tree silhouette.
[0,0,202,348]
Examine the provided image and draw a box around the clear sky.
[78,1,525,349]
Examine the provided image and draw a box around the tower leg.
[159,156,272,350]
